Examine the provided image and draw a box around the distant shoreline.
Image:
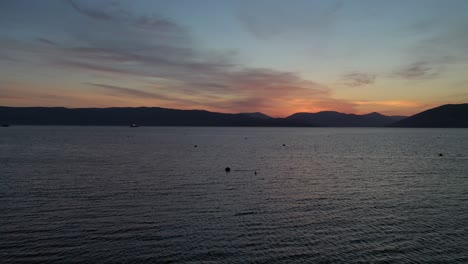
[2,125,468,129]
[1,103,467,128]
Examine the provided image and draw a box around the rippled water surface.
[1,127,467,263]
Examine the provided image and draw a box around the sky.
[1,0,468,117]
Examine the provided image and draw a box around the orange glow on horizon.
[0,82,449,118]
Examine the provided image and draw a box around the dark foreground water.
[0,127,467,263]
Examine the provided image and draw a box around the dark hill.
[0,106,410,127]
[391,103,468,127]
[239,112,272,120]
[0,106,299,126]
[286,111,403,127]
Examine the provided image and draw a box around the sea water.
[0,127,467,263]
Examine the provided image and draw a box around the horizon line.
[0,104,424,118]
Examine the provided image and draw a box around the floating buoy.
[283,144,286,146]
[225,167,231,172]
[439,153,443,157]
[254,171,257,175]
[194,145,198,148]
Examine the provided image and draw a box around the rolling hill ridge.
[0,103,466,127]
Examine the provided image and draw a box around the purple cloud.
[237,0,343,39]
[36,38,58,46]
[0,0,357,116]
[394,61,438,79]
[86,83,162,99]
[68,0,113,21]
[341,72,376,87]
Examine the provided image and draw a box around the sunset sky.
[1,0,468,117]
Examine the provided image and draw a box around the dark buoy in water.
[283,144,286,147]
[225,167,231,172]
[254,171,257,175]
[439,153,443,157]
[194,145,198,148]
[245,137,248,139]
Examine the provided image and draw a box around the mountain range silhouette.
[1,103,467,127]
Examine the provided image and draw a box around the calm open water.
[0,127,467,263]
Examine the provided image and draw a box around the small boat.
[1,124,10,127]
[129,123,139,128]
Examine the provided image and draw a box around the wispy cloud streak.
[394,61,438,79]
[341,72,376,87]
